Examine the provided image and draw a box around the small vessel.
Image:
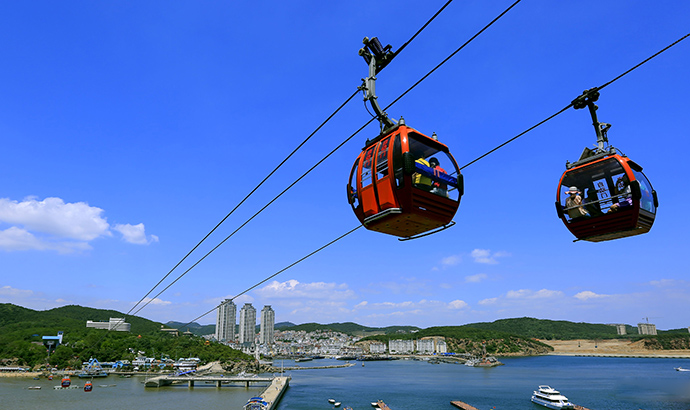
[675,367,690,372]
[328,399,336,404]
[371,402,379,407]
[334,403,342,408]
[531,385,575,409]
[295,357,313,363]
[84,381,93,392]
[244,396,268,410]
[28,386,41,390]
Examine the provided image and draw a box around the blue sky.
[1,1,689,331]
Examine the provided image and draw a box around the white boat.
[334,402,342,407]
[531,385,575,409]
[328,399,336,404]
[675,367,690,372]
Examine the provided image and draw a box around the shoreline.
[538,339,690,359]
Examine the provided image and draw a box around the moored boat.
[244,396,268,410]
[531,385,575,409]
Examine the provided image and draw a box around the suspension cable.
[384,0,521,113]
[127,0,517,315]
[459,32,690,170]
[123,0,465,321]
[174,226,362,331]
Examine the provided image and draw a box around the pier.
[254,376,290,410]
[450,401,480,410]
[145,374,273,388]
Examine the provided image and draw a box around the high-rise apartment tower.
[238,303,257,345]
[216,299,236,342]
[260,305,275,345]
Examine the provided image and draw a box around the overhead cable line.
[459,31,690,170]
[174,225,362,331]
[382,0,521,114]
[128,1,519,318]
[125,0,469,318]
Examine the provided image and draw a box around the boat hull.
[531,396,574,409]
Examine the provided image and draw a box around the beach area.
[540,338,690,358]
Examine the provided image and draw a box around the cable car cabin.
[348,124,463,239]
[556,153,658,242]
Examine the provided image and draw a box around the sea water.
[2,356,689,410]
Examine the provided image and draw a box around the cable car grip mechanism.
[359,36,398,134]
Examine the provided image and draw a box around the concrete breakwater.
[269,363,355,371]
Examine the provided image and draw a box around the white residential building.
[239,303,257,345]
[260,305,275,345]
[638,322,657,335]
[369,342,386,354]
[417,338,435,354]
[389,339,415,354]
[435,339,447,353]
[86,318,131,332]
[216,299,236,342]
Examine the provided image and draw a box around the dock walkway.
[254,376,290,410]
[144,374,272,388]
[450,401,480,410]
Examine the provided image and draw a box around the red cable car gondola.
[556,89,658,242]
[347,37,463,240]
[84,381,93,392]
[61,376,71,388]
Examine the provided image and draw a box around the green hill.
[464,317,623,340]
[0,303,251,369]
[281,322,421,336]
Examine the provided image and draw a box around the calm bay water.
[2,356,689,410]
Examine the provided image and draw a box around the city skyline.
[1,2,689,330]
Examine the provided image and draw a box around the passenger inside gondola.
[413,153,433,192]
[564,186,589,220]
[608,174,632,212]
[429,157,449,198]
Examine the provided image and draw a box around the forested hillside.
[0,304,251,369]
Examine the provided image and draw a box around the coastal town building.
[86,318,131,332]
[42,331,64,353]
[216,299,236,342]
[637,322,657,335]
[260,305,275,345]
[417,338,435,354]
[369,342,386,354]
[239,303,257,346]
[389,339,415,354]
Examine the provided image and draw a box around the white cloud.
[354,301,368,308]
[0,285,34,298]
[465,273,487,283]
[470,249,509,264]
[478,297,498,305]
[574,290,609,301]
[440,255,462,267]
[506,288,564,299]
[0,196,157,252]
[256,280,355,300]
[448,299,468,309]
[0,226,91,253]
[0,197,110,240]
[113,223,159,245]
[140,297,172,306]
